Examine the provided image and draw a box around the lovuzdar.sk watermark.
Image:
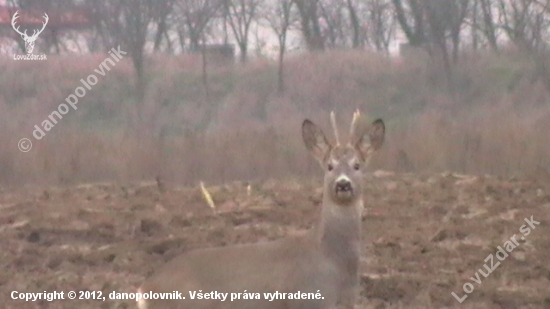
[11,10,48,60]
[451,215,540,303]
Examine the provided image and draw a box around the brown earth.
[1,171,549,309]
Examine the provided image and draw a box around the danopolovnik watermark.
[17,46,127,153]
[9,289,326,302]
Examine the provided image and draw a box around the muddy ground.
[1,171,549,309]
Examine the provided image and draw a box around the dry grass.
[1,50,549,186]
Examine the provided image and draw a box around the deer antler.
[350,109,361,137]
[11,11,27,37]
[29,13,49,39]
[330,111,340,145]
[11,11,49,39]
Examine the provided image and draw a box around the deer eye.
[327,163,334,171]
[353,163,361,170]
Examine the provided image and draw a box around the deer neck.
[314,194,363,277]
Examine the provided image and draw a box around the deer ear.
[354,119,385,162]
[302,119,332,164]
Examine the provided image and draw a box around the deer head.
[11,11,49,54]
[302,111,385,206]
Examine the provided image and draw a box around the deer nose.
[335,176,352,192]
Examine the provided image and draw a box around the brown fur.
[137,113,385,309]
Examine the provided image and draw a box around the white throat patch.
[336,174,351,183]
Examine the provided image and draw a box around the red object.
[0,5,91,30]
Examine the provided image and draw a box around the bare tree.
[263,0,297,93]
[497,0,550,91]
[224,0,259,62]
[423,0,469,88]
[392,0,469,89]
[365,0,396,52]
[478,0,499,50]
[90,0,157,137]
[346,0,363,48]
[316,0,394,51]
[97,0,156,85]
[318,0,344,48]
[122,0,154,84]
[294,0,325,50]
[448,0,470,62]
[175,0,222,103]
[392,0,427,47]
[497,0,550,51]
[152,0,174,52]
[176,0,221,52]
[88,1,117,52]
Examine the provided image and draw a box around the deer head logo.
[11,11,49,54]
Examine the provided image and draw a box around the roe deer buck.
[137,111,385,309]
